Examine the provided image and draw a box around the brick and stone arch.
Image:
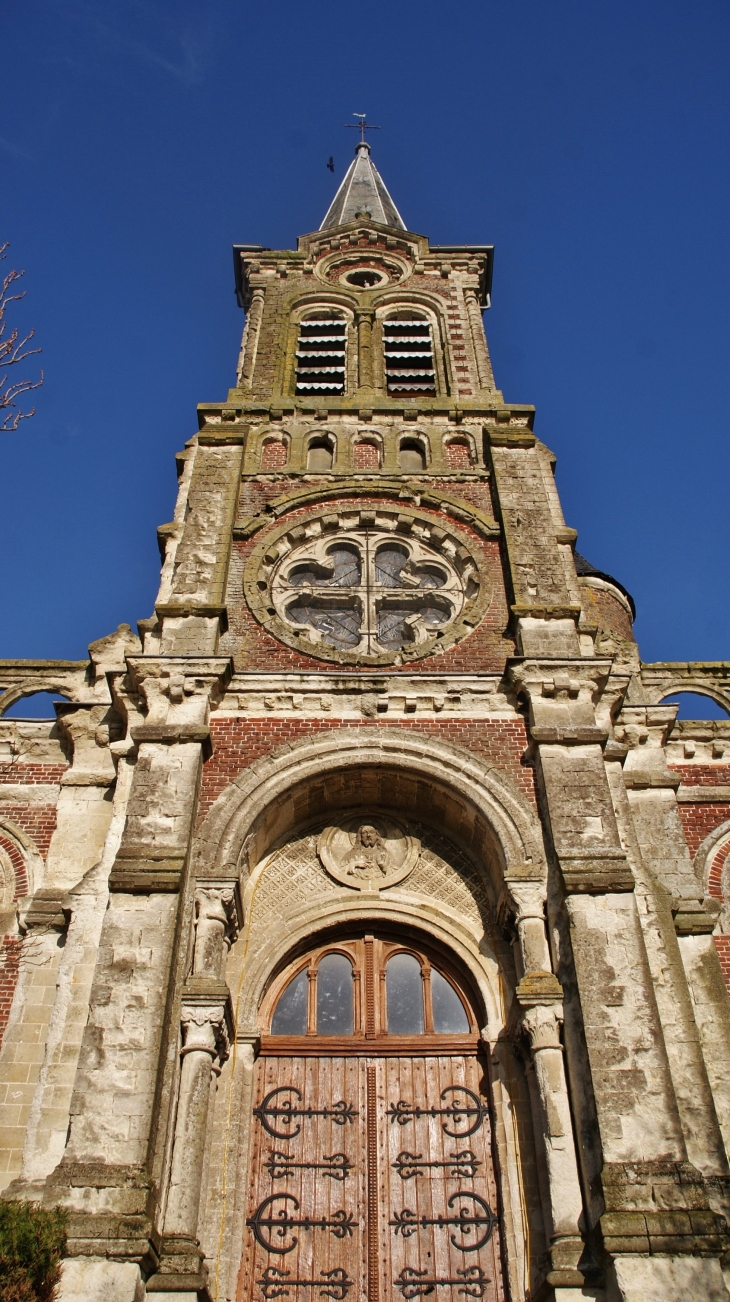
[0,821,42,1050]
[693,820,730,992]
[193,728,548,893]
[0,818,42,902]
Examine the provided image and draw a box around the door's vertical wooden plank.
[366,1061,380,1302]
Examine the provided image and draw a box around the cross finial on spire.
[346,113,380,145]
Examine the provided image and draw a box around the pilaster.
[45,655,231,1271]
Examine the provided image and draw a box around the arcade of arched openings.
[1,138,730,1302]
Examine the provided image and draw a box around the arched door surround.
[187,732,585,1302]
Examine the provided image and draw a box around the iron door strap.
[392,1150,481,1180]
[248,1193,356,1254]
[253,1087,359,1138]
[256,1266,354,1300]
[386,1086,486,1137]
[393,1266,490,1299]
[389,1192,497,1252]
[265,1151,353,1181]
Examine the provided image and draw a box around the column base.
[57,1258,145,1302]
[611,1254,730,1301]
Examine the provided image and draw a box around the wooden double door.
[238,936,505,1302]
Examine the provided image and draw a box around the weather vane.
[346,113,380,144]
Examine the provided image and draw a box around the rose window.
[269,531,466,656]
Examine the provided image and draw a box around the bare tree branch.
[0,243,43,431]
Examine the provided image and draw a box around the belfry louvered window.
[295,314,347,395]
[383,316,436,395]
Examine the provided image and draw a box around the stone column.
[464,287,495,391]
[159,1005,230,1264]
[238,287,265,388]
[501,875,586,1290]
[514,1002,585,1289]
[48,656,231,1276]
[148,880,240,1293]
[499,874,560,988]
[509,658,730,1288]
[356,310,374,390]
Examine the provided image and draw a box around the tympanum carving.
[318,817,419,891]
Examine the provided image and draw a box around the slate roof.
[320,142,406,230]
[574,552,636,620]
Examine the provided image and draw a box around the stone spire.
[320,141,406,230]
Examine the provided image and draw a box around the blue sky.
[1,2,729,699]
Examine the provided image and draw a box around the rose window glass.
[270,529,466,656]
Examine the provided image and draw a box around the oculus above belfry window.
[295,313,347,395]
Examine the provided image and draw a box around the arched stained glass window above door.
[266,935,473,1047]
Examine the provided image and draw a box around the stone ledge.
[146,1273,210,1295]
[672,899,719,936]
[530,725,609,745]
[60,770,115,787]
[676,785,730,803]
[131,724,211,746]
[623,772,682,790]
[487,429,536,448]
[600,1208,729,1257]
[19,889,70,931]
[109,853,186,893]
[560,851,634,894]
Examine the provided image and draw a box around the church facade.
[1,143,730,1302]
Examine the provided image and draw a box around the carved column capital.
[125,655,232,731]
[55,702,119,787]
[517,1002,564,1053]
[180,1001,230,1067]
[497,878,546,932]
[193,883,242,979]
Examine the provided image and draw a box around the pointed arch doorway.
[238,932,506,1302]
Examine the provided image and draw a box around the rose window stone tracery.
[271,530,464,656]
[244,506,490,665]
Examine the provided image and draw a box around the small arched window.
[261,438,288,471]
[399,438,426,473]
[267,936,472,1041]
[445,439,472,471]
[296,313,347,396]
[307,436,334,472]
